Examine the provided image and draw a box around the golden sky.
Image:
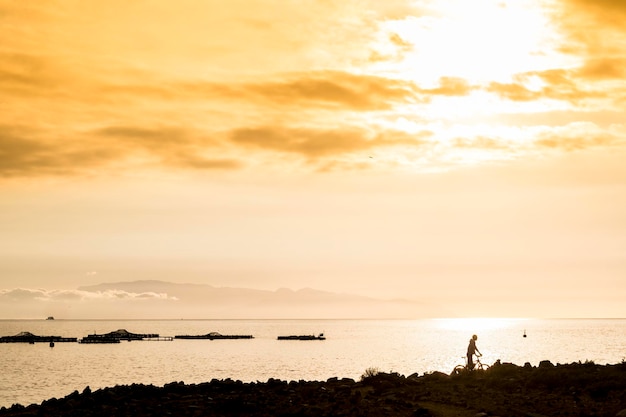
[1,0,625,318]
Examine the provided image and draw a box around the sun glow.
[363,0,580,172]
[378,0,565,85]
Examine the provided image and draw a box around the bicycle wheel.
[477,363,490,371]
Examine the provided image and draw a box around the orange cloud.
[556,0,626,57]
[425,77,473,97]
[452,136,509,150]
[577,58,626,80]
[535,123,621,151]
[560,0,626,32]
[536,134,619,152]
[98,71,473,112]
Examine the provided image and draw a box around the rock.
[538,360,554,368]
[1,362,626,417]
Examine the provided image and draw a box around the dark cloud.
[97,126,194,147]
[0,52,59,96]
[167,153,242,170]
[245,71,423,110]
[101,71,456,111]
[0,124,242,178]
[101,81,239,103]
[0,48,469,115]
[1,119,433,178]
[242,73,474,107]
[229,126,430,158]
[96,125,242,171]
[0,125,118,177]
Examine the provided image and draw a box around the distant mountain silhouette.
[77,280,425,319]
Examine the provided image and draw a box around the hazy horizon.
[1,1,625,319]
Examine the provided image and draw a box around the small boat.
[277,333,325,341]
[175,332,253,340]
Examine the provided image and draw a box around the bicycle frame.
[451,354,490,375]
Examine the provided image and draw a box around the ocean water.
[0,318,624,408]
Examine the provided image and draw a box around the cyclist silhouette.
[467,334,481,370]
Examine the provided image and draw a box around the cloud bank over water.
[0,288,176,302]
[0,281,423,320]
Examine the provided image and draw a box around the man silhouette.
[467,334,481,370]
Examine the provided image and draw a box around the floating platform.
[277,333,325,341]
[175,332,253,340]
[79,329,163,343]
[0,331,77,344]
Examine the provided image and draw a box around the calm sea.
[1,318,624,408]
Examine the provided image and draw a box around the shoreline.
[1,361,625,416]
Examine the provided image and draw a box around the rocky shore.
[1,361,625,417]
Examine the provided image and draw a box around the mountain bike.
[451,353,490,375]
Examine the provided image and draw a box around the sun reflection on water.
[433,318,529,332]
